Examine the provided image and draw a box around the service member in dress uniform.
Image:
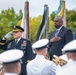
[0,49,24,75]
[26,39,56,75]
[0,25,34,75]
[56,40,76,75]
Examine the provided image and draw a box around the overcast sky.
[0,0,76,17]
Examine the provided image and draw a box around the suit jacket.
[49,26,73,60]
[0,38,33,74]
[27,55,56,75]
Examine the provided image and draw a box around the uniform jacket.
[0,38,33,74]
[26,55,56,75]
[49,26,73,60]
[56,59,76,75]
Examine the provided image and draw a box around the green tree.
[0,8,23,38]
[0,8,76,43]
[50,12,55,21]
[66,9,76,33]
[29,15,42,43]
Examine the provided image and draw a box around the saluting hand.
[2,31,12,40]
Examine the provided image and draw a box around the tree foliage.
[66,9,76,33]
[29,16,42,43]
[0,8,76,43]
[0,8,23,38]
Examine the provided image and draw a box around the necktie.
[55,29,59,36]
[15,40,18,44]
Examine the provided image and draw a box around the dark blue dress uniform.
[0,25,33,75]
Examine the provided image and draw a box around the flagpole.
[63,1,66,27]
[45,4,49,39]
[35,4,49,41]
[21,0,29,39]
[56,0,66,27]
[25,0,29,39]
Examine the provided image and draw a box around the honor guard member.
[0,25,34,75]
[26,39,56,75]
[0,49,24,75]
[56,40,76,75]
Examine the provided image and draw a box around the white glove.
[2,31,13,40]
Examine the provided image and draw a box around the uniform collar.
[5,73,18,75]
[56,25,63,31]
[35,55,45,59]
[68,59,76,63]
[15,37,21,43]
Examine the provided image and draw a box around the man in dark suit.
[49,16,73,60]
[0,25,33,75]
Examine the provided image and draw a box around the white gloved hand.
[2,31,13,40]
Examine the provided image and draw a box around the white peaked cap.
[62,40,76,52]
[0,49,24,64]
[32,39,49,50]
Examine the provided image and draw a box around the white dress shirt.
[26,55,56,75]
[55,25,63,36]
[15,37,21,43]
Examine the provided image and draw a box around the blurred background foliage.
[0,7,76,43]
